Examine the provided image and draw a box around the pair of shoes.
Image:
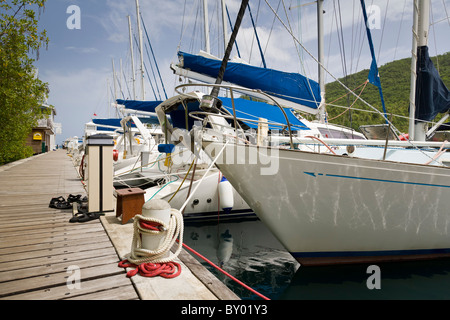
[49,196,72,209]
[67,194,88,203]
[67,194,82,203]
[55,201,72,209]
[49,196,64,208]
[69,212,102,223]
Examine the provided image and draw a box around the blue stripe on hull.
[304,171,450,189]
[292,248,450,258]
[290,249,450,265]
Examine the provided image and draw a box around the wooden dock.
[0,149,239,300]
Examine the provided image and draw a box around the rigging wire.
[430,2,440,72]
[225,5,242,58]
[133,34,158,100]
[281,0,303,71]
[393,0,407,61]
[349,0,356,75]
[178,0,187,48]
[263,0,281,63]
[334,0,349,84]
[327,80,369,121]
[333,0,352,126]
[376,0,390,63]
[247,2,267,68]
[141,13,168,100]
[206,0,218,54]
[121,52,132,99]
[277,0,318,108]
[324,0,336,84]
[144,41,162,100]
[354,0,368,75]
[442,0,450,29]
[264,0,405,135]
[188,3,201,54]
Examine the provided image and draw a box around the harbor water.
[184,216,450,300]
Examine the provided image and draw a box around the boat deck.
[0,149,239,300]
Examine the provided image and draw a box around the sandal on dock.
[69,212,102,223]
[49,196,71,209]
[55,201,72,209]
[67,194,82,203]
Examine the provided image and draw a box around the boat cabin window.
[359,124,398,140]
[318,128,361,140]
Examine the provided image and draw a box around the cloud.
[39,67,111,142]
[65,46,99,54]
[95,0,188,45]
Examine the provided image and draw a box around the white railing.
[36,118,54,132]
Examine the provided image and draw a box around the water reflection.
[184,217,300,299]
[185,217,450,300]
[281,259,450,300]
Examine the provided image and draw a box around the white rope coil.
[127,208,184,265]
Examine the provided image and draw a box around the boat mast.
[128,15,137,100]
[135,0,145,100]
[409,0,430,141]
[112,59,119,117]
[209,0,249,100]
[203,0,211,53]
[112,59,118,102]
[317,0,326,123]
[107,78,110,118]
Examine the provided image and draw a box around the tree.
[324,52,450,135]
[0,0,49,165]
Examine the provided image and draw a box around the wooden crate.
[115,188,146,224]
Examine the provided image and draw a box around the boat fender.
[346,145,355,156]
[218,176,233,213]
[113,149,119,162]
[158,144,175,167]
[158,144,175,154]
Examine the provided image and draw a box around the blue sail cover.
[415,46,450,122]
[164,96,309,131]
[115,99,164,125]
[116,99,162,113]
[220,97,309,131]
[177,51,321,110]
[92,118,134,131]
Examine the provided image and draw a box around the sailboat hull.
[203,141,450,266]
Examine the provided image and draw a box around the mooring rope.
[118,208,184,278]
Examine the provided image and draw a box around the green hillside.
[323,51,450,134]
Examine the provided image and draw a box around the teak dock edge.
[0,149,239,300]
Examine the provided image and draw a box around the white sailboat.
[191,0,450,265]
[113,95,254,220]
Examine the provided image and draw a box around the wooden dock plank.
[0,262,125,298]
[0,230,107,251]
[2,274,135,300]
[0,219,101,234]
[0,231,108,255]
[0,149,240,301]
[0,247,117,272]
[0,254,120,282]
[0,150,139,300]
[0,239,114,263]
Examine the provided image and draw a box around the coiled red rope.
[117,206,269,300]
[118,259,181,278]
[118,220,182,279]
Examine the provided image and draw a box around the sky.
[32,0,450,145]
